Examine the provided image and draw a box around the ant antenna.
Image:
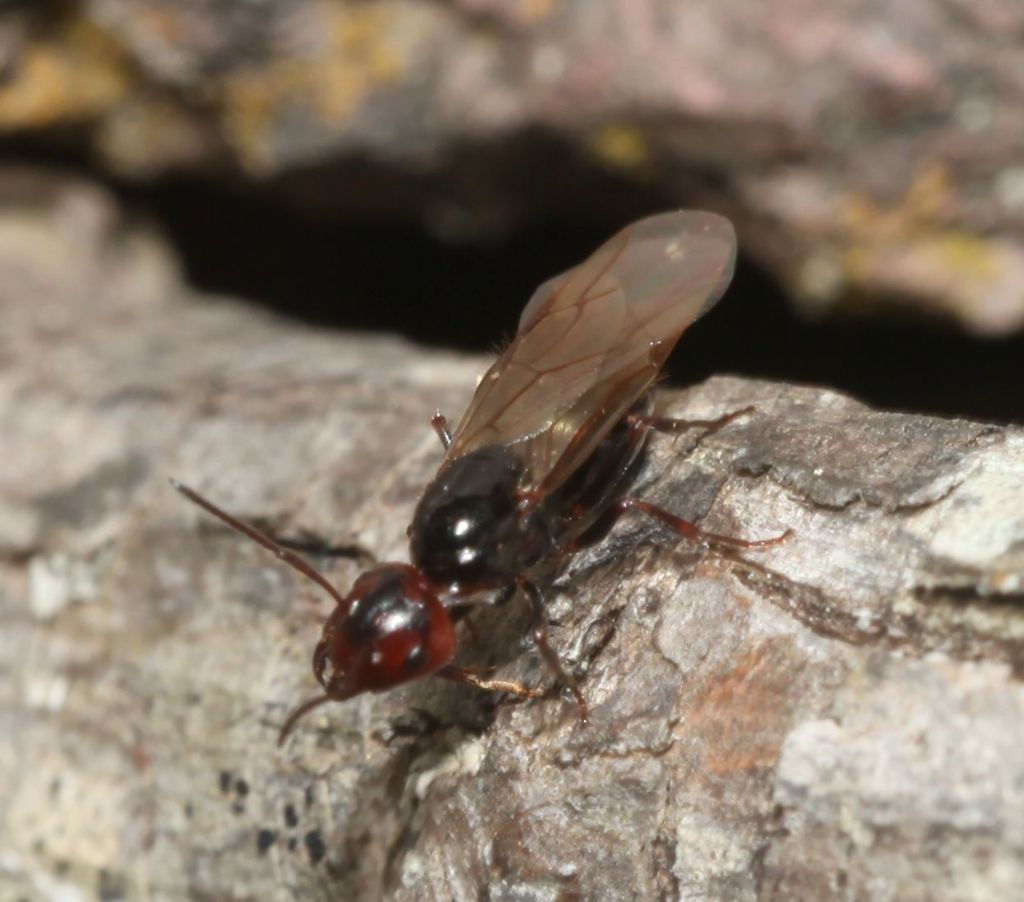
[169,478,350,610]
[277,694,332,746]
[277,680,362,745]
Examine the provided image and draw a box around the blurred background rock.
[1,0,1023,421]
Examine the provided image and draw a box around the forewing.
[445,210,737,494]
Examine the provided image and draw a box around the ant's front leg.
[446,581,522,649]
[516,576,590,723]
[442,579,590,720]
[437,666,546,700]
[431,412,453,449]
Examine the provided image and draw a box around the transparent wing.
[444,210,737,495]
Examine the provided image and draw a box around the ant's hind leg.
[517,577,590,723]
[630,405,756,438]
[616,498,791,549]
[431,412,453,449]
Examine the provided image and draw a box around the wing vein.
[444,210,737,495]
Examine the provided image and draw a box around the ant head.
[167,481,458,742]
[314,563,457,699]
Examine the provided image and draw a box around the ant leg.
[277,694,332,747]
[448,604,483,645]
[276,535,377,569]
[447,582,519,646]
[438,666,546,699]
[616,497,791,549]
[517,576,590,723]
[630,405,755,437]
[493,582,518,606]
[431,412,452,449]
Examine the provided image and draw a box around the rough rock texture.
[2,2,1024,332]
[3,173,1024,901]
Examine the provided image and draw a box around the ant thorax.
[408,445,535,592]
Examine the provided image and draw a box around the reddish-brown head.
[313,563,457,699]
[279,564,457,743]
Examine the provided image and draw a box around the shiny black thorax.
[409,446,530,591]
[409,400,650,595]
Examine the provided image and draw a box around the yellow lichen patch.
[518,0,556,23]
[587,123,651,172]
[97,94,213,176]
[219,4,411,172]
[319,7,405,121]
[840,163,955,238]
[805,163,1024,332]
[219,67,293,169]
[915,230,1001,283]
[132,3,190,45]
[0,19,129,130]
[840,227,1024,330]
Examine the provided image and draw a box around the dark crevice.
[132,175,1024,426]
[912,584,1024,610]
[1,145,1022,424]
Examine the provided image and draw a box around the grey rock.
[1,171,1023,901]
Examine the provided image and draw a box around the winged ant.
[172,210,789,743]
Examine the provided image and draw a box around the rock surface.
[2,172,1024,900]
[2,2,1024,332]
